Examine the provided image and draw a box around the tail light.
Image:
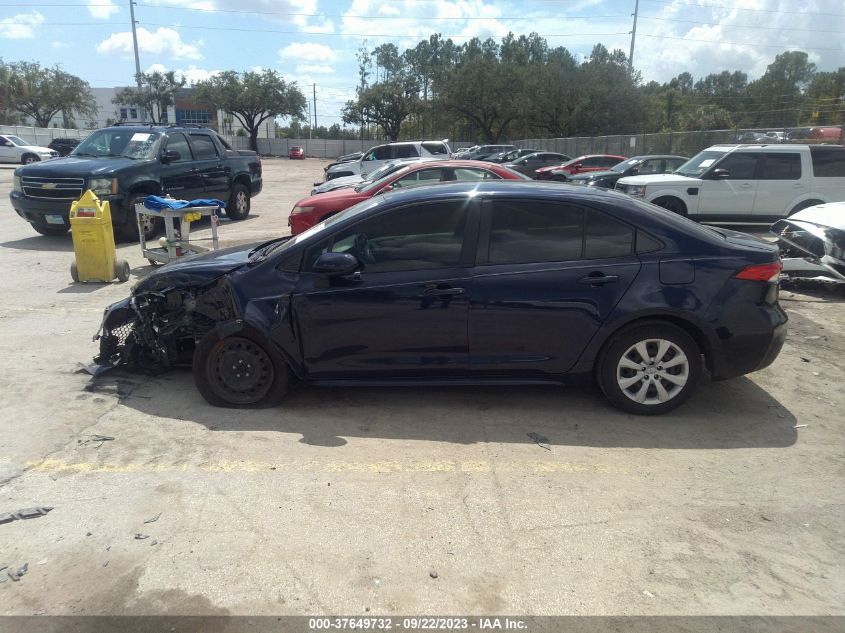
[734,261,782,282]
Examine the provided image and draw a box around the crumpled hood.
[617,173,701,187]
[132,242,260,292]
[17,156,145,178]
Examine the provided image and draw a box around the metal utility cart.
[135,201,220,266]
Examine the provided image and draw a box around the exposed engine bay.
[772,203,845,283]
[94,278,237,372]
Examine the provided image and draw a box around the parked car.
[94,181,787,415]
[485,148,541,163]
[289,146,305,159]
[763,131,786,143]
[0,134,58,164]
[289,159,529,235]
[808,127,843,143]
[535,155,627,181]
[504,152,573,178]
[311,158,438,195]
[48,137,81,157]
[324,151,363,174]
[10,125,262,239]
[325,140,451,180]
[615,144,845,221]
[736,131,768,143]
[568,155,688,189]
[452,145,479,159]
[460,144,517,161]
[772,201,845,282]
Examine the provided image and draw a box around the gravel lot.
[0,158,842,617]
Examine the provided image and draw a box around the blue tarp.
[143,195,226,212]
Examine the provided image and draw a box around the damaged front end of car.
[93,276,240,373]
[772,218,845,282]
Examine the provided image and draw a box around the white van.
[615,144,845,221]
[325,140,451,180]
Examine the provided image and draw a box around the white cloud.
[51,40,70,48]
[96,27,203,60]
[87,0,118,19]
[144,0,334,33]
[297,63,334,74]
[0,11,44,39]
[279,42,337,63]
[145,63,221,84]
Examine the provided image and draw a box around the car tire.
[32,223,69,236]
[192,330,288,408]
[653,197,687,216]
[115,194,159,242]
[226,183,250,221]
[597,322,701,415]
[21,153,39,165]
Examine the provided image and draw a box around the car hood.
[617,173,700,186]
[18,144,54,153]
[17,156,146,177]
[313,174,364,192]
[570,170,618,181]
[132,242,259,293]
[296,187,369,210]
[787,202,845,231]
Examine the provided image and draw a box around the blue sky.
[2,0,844,127]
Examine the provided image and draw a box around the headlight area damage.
[93,278,238,373]
[773,218,845,282]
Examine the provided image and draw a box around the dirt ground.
[0,158,842,617]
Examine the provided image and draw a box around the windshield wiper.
[73,152,98,157]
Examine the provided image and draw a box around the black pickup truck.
[10,124,262,240]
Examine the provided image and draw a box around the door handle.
[739,183,753,189]
[578,274,619,286]
[792,183,805,188]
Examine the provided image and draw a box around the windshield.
[5,135,30,146]
[611,158,642,173]
[71,129,162,159]
[363,161,406,183]
[357,165,412,193]
[674,149,728,177]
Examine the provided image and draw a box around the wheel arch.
[593,312,714,378]
[232,172,252,191]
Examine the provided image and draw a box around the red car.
[535,154,626,181]
[288,159,528,235]
[289,146,305,159]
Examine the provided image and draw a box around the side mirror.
[710,168,730,179]
[573,163,582,169]
[376,184,393,195]
[628,168,639,176]
[313,252,360,277]
[161,150,180,163]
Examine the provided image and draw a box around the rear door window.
[811,149,845,177]
[391,168,444,189]
[584,211,634,259]
[189,134,219,160]
[453,167,501,181]
[760,153,801,179]
[392,144,420,159]
[487,201,584,265]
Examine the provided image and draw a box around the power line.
[639,0,845,17]
[638,33,844,51]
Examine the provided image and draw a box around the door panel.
[752,152,804,217]
[189,133,229,198]
[696,152,760,217]
[159,133,204,198]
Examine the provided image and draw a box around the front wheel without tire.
[226,183,250,220]
[598,322,701,415]
[192,331,288,408]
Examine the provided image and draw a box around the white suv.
[0,134,58,164]
[325,140,451,180]
[615,144,845,221]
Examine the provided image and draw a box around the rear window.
[811,148,845,177]
[760,153,801,180]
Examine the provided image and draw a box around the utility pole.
[312,83,317,134]
[128,0,144,121]
[628,0,640,75]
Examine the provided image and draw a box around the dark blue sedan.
[95,182,787,415]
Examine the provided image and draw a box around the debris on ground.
[8,563,28,582]
[143,512,161,524]
[134,533,149,540]
[527,432,551,451]
[75,362,112,377]
[794,424,808,429]
[429,570,438,579]
[761,514,773,522]
[800,357,811,363]
[79,434,115,449]
[1,507,54,525]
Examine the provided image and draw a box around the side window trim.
[188,133,219,159]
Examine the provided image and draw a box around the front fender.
[644,189,695,212]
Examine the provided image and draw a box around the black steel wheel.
[193,332,288,408]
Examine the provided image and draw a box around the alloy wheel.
[616,338,689,405]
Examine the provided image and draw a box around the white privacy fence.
[0,125,93,146]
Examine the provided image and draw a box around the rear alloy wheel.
[192,332,288,408]
[226,183,250,221]
[598,323,701,415]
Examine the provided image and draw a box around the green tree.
[5,61,96,128]
[113,70,186,123]
[194,69,307,151]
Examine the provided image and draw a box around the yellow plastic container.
[69,190,130,283]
